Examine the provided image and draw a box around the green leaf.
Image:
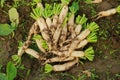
[69,2,79,14]
[30,7,42,20]
[8,7,19,25]
[45,64,53,73]
[0,24,14,36]
[43,4,53,18]
[116,5,120,14]
[41,40,48,50]
[0,0,6,7]
[76,14,88,25]
[12,55,21,66]
[87,22,99,32]
[33,0,41,3]
[53,3,62,15]
[0,73,7,80]
[6,61,17,80]
[61,0,70,5]
[33,34,42,40]
[85,47,94,61]
[85,0,92,4]
[87,32,97,43]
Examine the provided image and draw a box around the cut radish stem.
[77,32,97,49]
[71,47,95,61]
[84,47,94,61]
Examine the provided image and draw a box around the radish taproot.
[93,5,120,20]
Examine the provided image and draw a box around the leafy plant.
[45,64,53,73]
[9,8,19,25]
[0,7,19,36]
[0,0,6,7]
[0,24,14,36]
[0,61,17,80]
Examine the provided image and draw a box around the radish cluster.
[17,0,99,72]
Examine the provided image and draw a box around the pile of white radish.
[17,0,99,72]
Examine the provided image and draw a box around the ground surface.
[0,0,120,80]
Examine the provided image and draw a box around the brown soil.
[0,0,120,80]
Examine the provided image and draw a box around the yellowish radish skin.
[92,0,102,3]
[52,15,58,27]
[70,51,85,58]
[53,58,78,71]
[37,3,44,9]
[25,48,46,60]
[68,14,74,26]
[95,9,116,20]
[18,47,25,57]
[59,24,67,46]
[75,24,82,35]
[77,39,88,49]
[59,5,68,23]
[77,29,90,40]
[68,29,90,56]
[53,24,62,48]
[37,18,52,50]
[46,18,52,29]
[50,15,58,35]
[44,56,74,64]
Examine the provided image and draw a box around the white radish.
[53,24,62,48]
[77,29,90,40]
[70,51,85,58]
[68,14,74,26]
[44,56,74,64]
[46,18,52,29]
[77,32,97,49]
[53,58,78,71]
[92,0,102,3]
[58,5,68,23]
[77,39,88,49]
[25,48,46,60]
[75,24,82,35]
[18,47,25,57]
[93,9,116,20]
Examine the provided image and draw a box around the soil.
[0,0,120,80]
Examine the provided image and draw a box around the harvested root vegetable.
[70,47,94,61]
[92,5,120,20]
[68,22,99,56]
[92,0,102,3]
[17,0,99,72]
[52,58,78,71]
[25,48,46,60]
[43,56,74,64]
[77,32,97,49]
